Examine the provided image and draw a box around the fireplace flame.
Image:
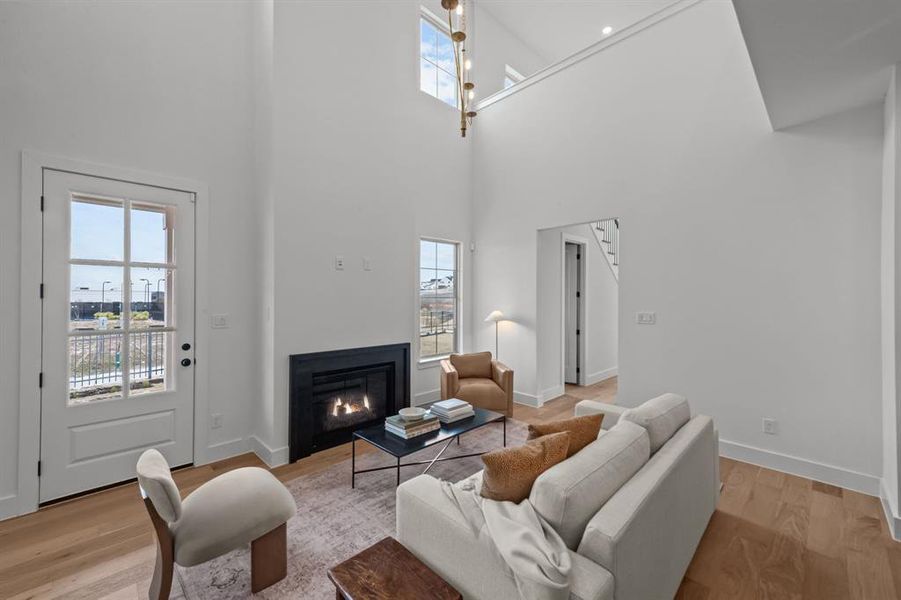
[331,395,371,417]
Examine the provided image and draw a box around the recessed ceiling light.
[602,26,613,36]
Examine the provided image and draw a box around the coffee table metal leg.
[503,417,506,446]
[351,438,356,489]
[396,456,401,486]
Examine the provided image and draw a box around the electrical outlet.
[335,255,345,270]
[211,314,229,329]
[636,311,656,325]
[211,413,223,429]
[762,418,777,435]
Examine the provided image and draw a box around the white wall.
[472,0,884,490]
[0,1,261,515]
[471,4,548,98]
[253,0,474,462]
[536,224,618,401]
[881,64,901,532]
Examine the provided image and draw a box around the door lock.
[181,358,192,367]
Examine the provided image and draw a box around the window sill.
[417,355,449,370]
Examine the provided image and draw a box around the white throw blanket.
[441,478,572,600]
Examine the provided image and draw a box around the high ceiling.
[478,0,673,66]
[733,0,901,129]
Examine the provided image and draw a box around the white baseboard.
[719,439,881,496]
[586,367,618,386]
[0,493,20,522]
[513,391,541,407]
[249,435,289,468]
[204,438,248,463]
[413,388,441,406]
[880,479,901,541]
[539,385,565,404]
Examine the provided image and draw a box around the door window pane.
[69,265,124,331]
[129,266,170,328]
[131,203,169,264]
[71,198,124,261]
[69,332,124,405]
[128,331,168,396]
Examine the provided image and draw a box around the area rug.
[177,418,527,599]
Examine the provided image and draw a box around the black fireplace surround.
[289,343,410,461]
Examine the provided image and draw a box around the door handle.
[181,358,192,367]
[181,343,191,351]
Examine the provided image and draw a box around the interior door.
[39,170,195,502]
[564,242,581,385]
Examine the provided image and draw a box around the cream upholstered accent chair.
[136,449,296,600]
[440,351,513,417]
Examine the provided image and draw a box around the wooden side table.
[327,537,462,600]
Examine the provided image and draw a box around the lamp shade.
[484,310,504,323]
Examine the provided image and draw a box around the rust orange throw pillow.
[480,431,571,503]
[527,414,603,458]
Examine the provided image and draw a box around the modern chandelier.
[441,0,476,137]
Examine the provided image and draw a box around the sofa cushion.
[173,467,296,566]
[620,393,690,454]
[456,378,507,411]
[527,414,604,458]
[449,351,492,379]
[480,431,571,503]
[529,421,650,549]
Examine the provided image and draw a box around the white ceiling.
[733,0,901,129]
[478,0,674,66]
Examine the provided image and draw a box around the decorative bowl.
[399,407,427,422]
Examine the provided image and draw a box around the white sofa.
[396,394,719,600]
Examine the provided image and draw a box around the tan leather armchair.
[440,351,513,417]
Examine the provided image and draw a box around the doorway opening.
[536,218,619,404]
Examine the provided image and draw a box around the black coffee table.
[351,407,506,487]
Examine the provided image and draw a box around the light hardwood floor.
[1,378,899,599]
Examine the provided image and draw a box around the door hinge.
[577,253,581,260]
[40,195,44,211]
[576,291,580,298]
[37,461,41,477]
[576,367,581,374]
[39,372,43,387]
[39,283,44,299]
[576,329,580,335]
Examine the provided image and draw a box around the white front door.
[39,170,195,502]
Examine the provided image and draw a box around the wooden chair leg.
[251,523,287,593]
[144,498,174,600]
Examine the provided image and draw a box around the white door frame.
[561,232,589,387]
[15,151,211,517]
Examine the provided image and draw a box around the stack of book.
[430,399,475,424]
[385,413,440,439]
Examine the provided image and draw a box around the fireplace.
[289,343,410,461]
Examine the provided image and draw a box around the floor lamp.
[484,310,504,358]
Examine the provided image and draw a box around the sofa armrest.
[491,360,514,417]
[575,401,626,429]
[440,360,459,400]
[396,474,612,600]
[396,475,519,599]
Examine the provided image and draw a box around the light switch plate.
[211,413,223,429]
[362,257,372,271]
[636,311,656,325]
[335,255,345,270]
[211,314,229,329]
